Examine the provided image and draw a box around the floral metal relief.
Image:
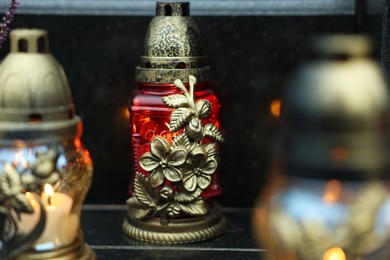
[0,149,61,259]
[268,182,388,259]
[128,75,224,224]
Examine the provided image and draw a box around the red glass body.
[129,82,222,198]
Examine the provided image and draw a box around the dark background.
[0,13,382,207]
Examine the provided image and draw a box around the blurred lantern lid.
[0,28,81,143]
[136,2,211,84]
[279,35,390,180]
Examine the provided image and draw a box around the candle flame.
[44,183,54,206]
[323,179,342,204]
[44,184,54,196]
[44,184,54,206]
[323,247,346,260]
[270,99,282,117]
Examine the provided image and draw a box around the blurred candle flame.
[323,247,346,260]
[323,179,342,204]
[44,183,54,196]
[270,99,282,117]
[44,184,54,206]
[330,146,348,163]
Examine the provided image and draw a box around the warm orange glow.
[323,247,346,260]
[83,148,92,165]
[75,138,82,148]
[323,179,342,204]
[121,106,130,119]
[270,99,282,117]
[330,146,348,162]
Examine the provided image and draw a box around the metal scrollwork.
[0,149,61,259]
[128,75,224,224]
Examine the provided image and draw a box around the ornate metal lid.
[279,35,390,180]
[0,29,81,143]
[135,2,211,84]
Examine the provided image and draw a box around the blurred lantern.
[123,2,227,243]
[252,35,390,260]
[0,29,95,259]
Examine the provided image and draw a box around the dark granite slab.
[81,205,265,259]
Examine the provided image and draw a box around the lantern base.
[14,236,96,260]
[122,200,227,244]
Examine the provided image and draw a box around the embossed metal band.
[139,56,208,69]
[0,116,82,142]
[123,201,227,244]
[136,66,211,84]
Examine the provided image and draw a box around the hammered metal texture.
[136,2,211,83]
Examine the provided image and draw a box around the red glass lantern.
[130,83,222,198]
[123,2,226,244]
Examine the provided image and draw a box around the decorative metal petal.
[162,94,189,108]
[139,153,160,172]
[43,172,60,185]
[172,132,191,149]
[174,78,187,93]
[167,148,187,166]
[186,118,203,140]
[201,158,218,175]
[183,174,197,192]
[0,164,22,197]
[189,75,197,86]
[204,123,225,143]
[11,193,33,213]
[133,172,159,207]
[149,169,165,188]
[205,143,218,158]
[196,99,211,118]
[177,199,208,216]
[32,159,55,178]
[159,186,174,200]
[163,167,182,182]
[150,136,170,159]
[190,147,207,167]
[197,175,212,190]
[182,167,194,179]
[170,107,193,132]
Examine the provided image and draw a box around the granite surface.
[81,206,263,259]
[0,14,382,206]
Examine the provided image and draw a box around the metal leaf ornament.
[129,75,224,223]
[0,150,61,258]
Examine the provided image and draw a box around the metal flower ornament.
[128,75,224,224]
[0,149,62,259]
